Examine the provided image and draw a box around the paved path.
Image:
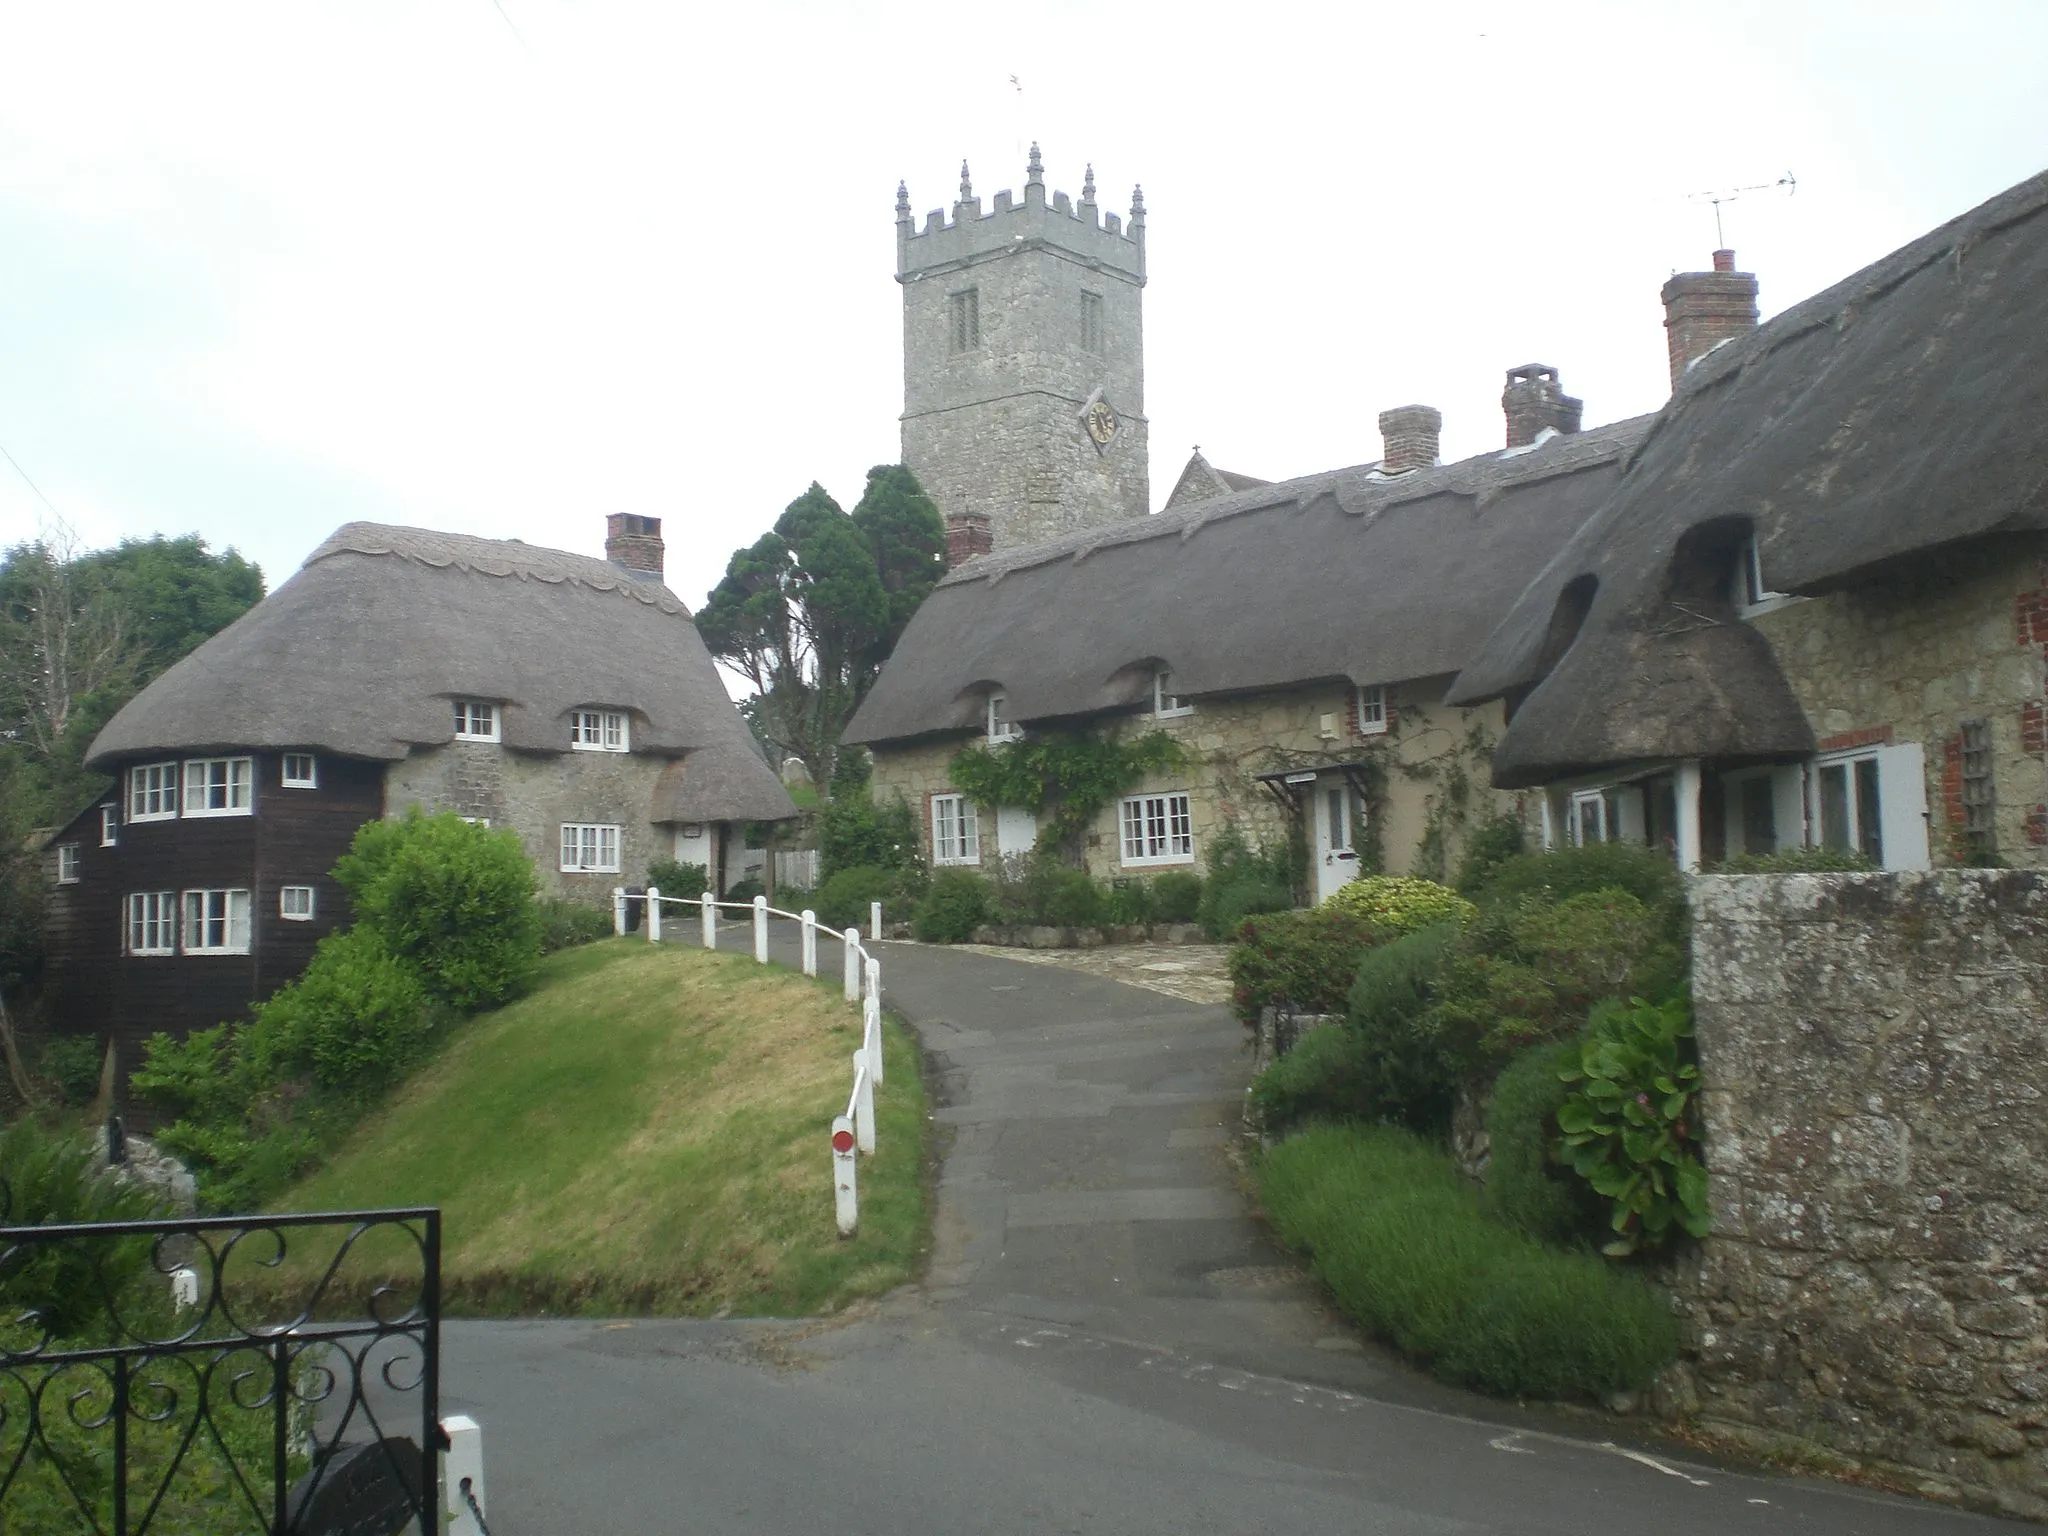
[442,936,2018,1533]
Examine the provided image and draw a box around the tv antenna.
[1686,172,1797,247]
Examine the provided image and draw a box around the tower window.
[1080,291,1104,354]
[949,289,980,353]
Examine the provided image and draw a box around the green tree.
[698,466,944,786]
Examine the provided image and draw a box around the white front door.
[995,804,1038,861]
[1312,776,1361,902]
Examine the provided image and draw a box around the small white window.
[459,816,492,828]
[126,891,176,955]
[282,753,317,788]
[183,758,253,817]
[129,762,179,821]
[1154,671,1192,719]
[986,693,1020,743]
[280,885,316,921]
[100,805,118,846]
[1120,792,1195,866]
[181,889,252,954]
[1357,684,1388,736]
[559,823,621,873]
[931,794,980,865]
[1734,536,1796,617]
[571,709,630,752]
[453,700,500,742]
[56,844,80,884]
[1570,788,1611,846]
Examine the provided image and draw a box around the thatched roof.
[89,522,797,822]
[1450,168,2048,788]
[844,417,1649,746]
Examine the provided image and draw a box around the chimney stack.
[1501,365,1583,448]
[1661,250,1759,390]
[944,511,993,566]
[605,514,665,581]
[1378,405,1442,474]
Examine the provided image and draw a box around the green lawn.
[277,939,928,1316]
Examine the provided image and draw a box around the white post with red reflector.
[832,1115,859,1235]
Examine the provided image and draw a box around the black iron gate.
[0,1205,441,1535]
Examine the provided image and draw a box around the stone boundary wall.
[1673,870,2048,1519]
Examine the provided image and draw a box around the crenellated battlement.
[895,145,1146,284]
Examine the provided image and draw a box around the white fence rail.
[615,885,889,1236]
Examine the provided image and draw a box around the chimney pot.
[1501,364,1584,449]
[945,512,993,566]
[605,513,664,581]
[1661,253,1760,391]
[1377,405,1442,474]
[1712,248,1736,273]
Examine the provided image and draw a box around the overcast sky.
[2,1,2045,625]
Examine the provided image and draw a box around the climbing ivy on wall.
[1401,722,1497,884]
[950,730,1188,862]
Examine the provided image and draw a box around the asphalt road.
[439,934,2023,1533]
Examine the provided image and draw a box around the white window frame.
[56,844,80,884]
[1153,670,1193,719]
[125,891,176,956]
[100,805,119,846]
[931,794,980,866]
[182,757,254,818]
[280,885,316,921]
[986,693,1021,744]
[181,888,252,955]
[1357,684,1388,736]
[1804,743,1930,871]
[559,823,621,874]
[1569,787,1611,846]
[453,700,500,742]
[1734,536,1797,618]
[281,753,318,788]
[571,709,630,753]
[1120,792,1195,867]
[128,761,179,822]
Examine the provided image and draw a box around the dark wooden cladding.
[41,750,385,1114]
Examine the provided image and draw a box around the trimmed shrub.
[1342,920,1465,1134]
[819,793,924,880]
[1248,1022,1375,1137]
[1229,906,1379,1024]
[1320,875,1475,934]
[645,859,712,896]
[913,869,991,944]
[537,898,613,953]
[1102,880,1155,926]
[1151,870,1203,924]
[1205,878,1293,940]
[1471,844,1683,931]
[1454,812,1527,896]
[1258,1124,1678,1401]
[1200,823,1298,939]
[250,928,437,1093]
[1484,1040,1604,1246]
[1021,865,1103,928]
[816,865,905,932]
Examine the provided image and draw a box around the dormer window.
[453,700,500,742]
[1153,670,1193,719]
[571,709,630,753]
[1733,536,1794,616]
[987,693,1020,743]
[1357,684,1388,736]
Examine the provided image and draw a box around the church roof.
[1449,166,2048,787]
[843,418,1649,747]
[1164,450,1271,509]
[88,522,798,821]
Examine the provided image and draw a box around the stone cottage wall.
[1676,870,2048,1518]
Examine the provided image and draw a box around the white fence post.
[646,886,661,943]
[612,886,626,937]
[801,911,818,977]
[832,1115,859,1235]
[701,891,717,950]
[864,992,884,1088]
[865,956,881,1011]
[442,1414,486,1536]
[753,895,769,964]
[843,930,861,1002]
[854,1051,876,1154]
[870,901,883,942]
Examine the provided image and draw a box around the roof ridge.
[309,521,689,616]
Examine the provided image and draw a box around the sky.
[2,1,2045,627]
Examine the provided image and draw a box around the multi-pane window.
[280,885,316,921]
[1121,793,1194,865]
[931,794,980,866]
[100,805,119,846]
[1959,719,1996,860]
[126,891,176,955]
[129,762,179,821]
[282,753,317,788]
[986,693,1020,743]
[182,889,252,954]
[571,709,630,752]
[183,758,253,817]
[949,289,980,353]
[559,823,621,873]
[453,700,499,741]
[1357,684,1388,736]
[1816,754,1884,866]
[56,844,80,884]
[1080,291,1104,354]
[1571,788,1611,846]
[1154,670,1192,719]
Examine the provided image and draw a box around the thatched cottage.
[43,518,794,1063]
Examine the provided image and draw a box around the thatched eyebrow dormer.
[1450,167,2048,788]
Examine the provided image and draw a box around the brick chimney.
[1501,364,1583,448]
[1378,405,1442,474]
[944,512,993,565]
[1661,250,1759,390]
[605,514,665,581]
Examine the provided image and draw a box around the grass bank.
[1257,1123,1676,1402]
[278,939,927,1316]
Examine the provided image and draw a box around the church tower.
[897,146,1149,554]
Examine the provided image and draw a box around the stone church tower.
[897,146,1150,555]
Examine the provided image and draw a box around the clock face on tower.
[1081,393,1121,451]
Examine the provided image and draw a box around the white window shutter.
[961,802,979,861]
[1874,742,1931,870]
[1772,765,1808,852]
